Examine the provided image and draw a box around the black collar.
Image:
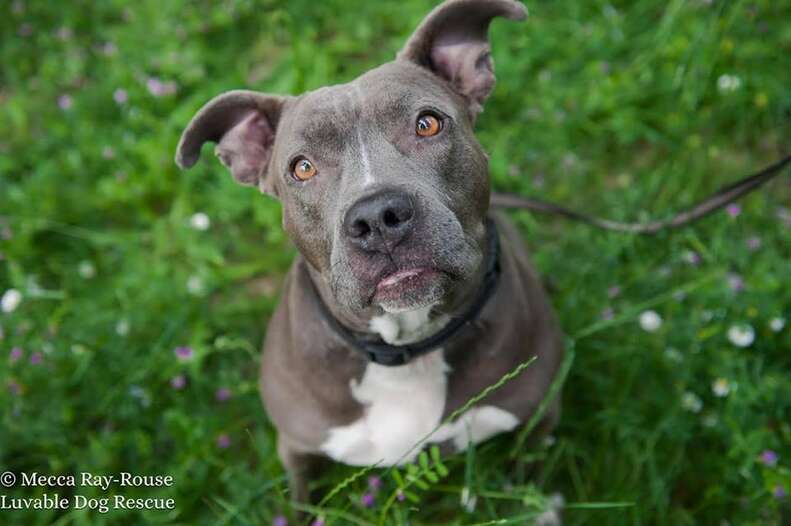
[312,219,501,367]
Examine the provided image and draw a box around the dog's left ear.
[397,0,526,120]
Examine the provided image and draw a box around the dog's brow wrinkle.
[377,93,413,122]
[300,110,343,149]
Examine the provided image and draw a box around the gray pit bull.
[175,0,563,505]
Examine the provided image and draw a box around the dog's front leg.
[277,437,326,508]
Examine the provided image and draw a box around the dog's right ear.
[175,90,288,194]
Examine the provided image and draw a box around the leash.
[490,154,791,234]
[314,219,501,367]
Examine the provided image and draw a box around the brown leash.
[491,154,791,234]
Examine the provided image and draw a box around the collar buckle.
[366,347,412,367]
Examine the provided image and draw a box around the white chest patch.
[320,307,521,466]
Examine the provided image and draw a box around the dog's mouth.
[376,266,438,292]
[372,266,448,310]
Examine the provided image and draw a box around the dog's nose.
[343,190,415,252]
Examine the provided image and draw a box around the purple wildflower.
[607,285,621,299]
[745,236,761,251]
[215,387,232,402]
[10,347,22,362]
[683,251,701,266]
[101,42,118,56]
[272,515,288,526]
[360,492,375,508]
[8,379,21,396]
[727,273,744,292]
[310,519,325,526]
[601,307,614,321]
[29,352,43,365]
[396,489,406,501]
[18,23,32,37]
[216,433,231,449]
[773,485,787,500]
[102,146,115,159]
[146,77,177,97]
[776,207,791,227]
[170,374,186,390]
[146,78,163,95]
[725,203,741,218]
[368,475,382,492]
[113,88,128,105]
[57,94,73,110]
[56,27,72,41]
[174,346,193,361]
[759,449,778,467]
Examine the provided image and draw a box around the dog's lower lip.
[375,267,436,292]
[378,268,426,287]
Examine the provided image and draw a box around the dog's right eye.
[416,113,442,137]
[291,156,317,181]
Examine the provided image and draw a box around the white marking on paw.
[432,405,520,451]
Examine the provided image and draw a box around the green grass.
[1,0,790,524]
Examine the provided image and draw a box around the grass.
[1,0,790,524]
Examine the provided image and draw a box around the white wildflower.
[460,487,477,513]
[711,378,730,397]
[189,212,210,231]
[1,289,22,313]
[682,392,703,413]
[115,319,130,337]
[727,324,755,347]
[717,74,742,92]
[769,317,785,332]
[186,275,205,296]
[536,493,565,526]
[78,260,96,279]
[639,310,663,332]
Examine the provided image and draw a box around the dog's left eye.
[416,113,442,137]
[291,156,318,181]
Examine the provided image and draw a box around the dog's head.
[176,0,526,317]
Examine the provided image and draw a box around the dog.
[175,0,564,505]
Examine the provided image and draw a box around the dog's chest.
[319,309,520,466]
